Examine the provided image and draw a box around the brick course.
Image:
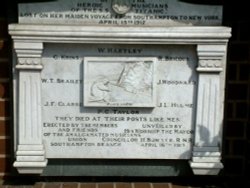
[0,2,11,180]
[0,120,10,137]
[223,1,250,176]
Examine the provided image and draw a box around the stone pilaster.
[13,42,47,174]
[190,44,227,175]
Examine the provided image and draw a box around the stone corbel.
[190,44,227,175]
[13,41,47,174]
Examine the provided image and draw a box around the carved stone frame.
[9,25,231,175]
[84,57,157,107]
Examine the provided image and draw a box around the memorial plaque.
[41,44,196,159]
[10,0,231,176]
[19,0,222,26]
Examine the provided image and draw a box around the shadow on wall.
[198,125,221,146]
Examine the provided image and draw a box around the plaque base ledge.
[189,161,223,175]
[14,160,48,174]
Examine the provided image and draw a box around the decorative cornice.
[18,58,40,65]
[9,24,231,45]
[196,44,226,72]
[16,58,43,70]
[14,42,43,70]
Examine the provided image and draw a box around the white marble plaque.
[41,44,197,159]
[84,57,156,107]
[18,0,222,26]
[10,24,231,174]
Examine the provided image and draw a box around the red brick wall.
[223,1,250,176]
[0,8,12,178]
